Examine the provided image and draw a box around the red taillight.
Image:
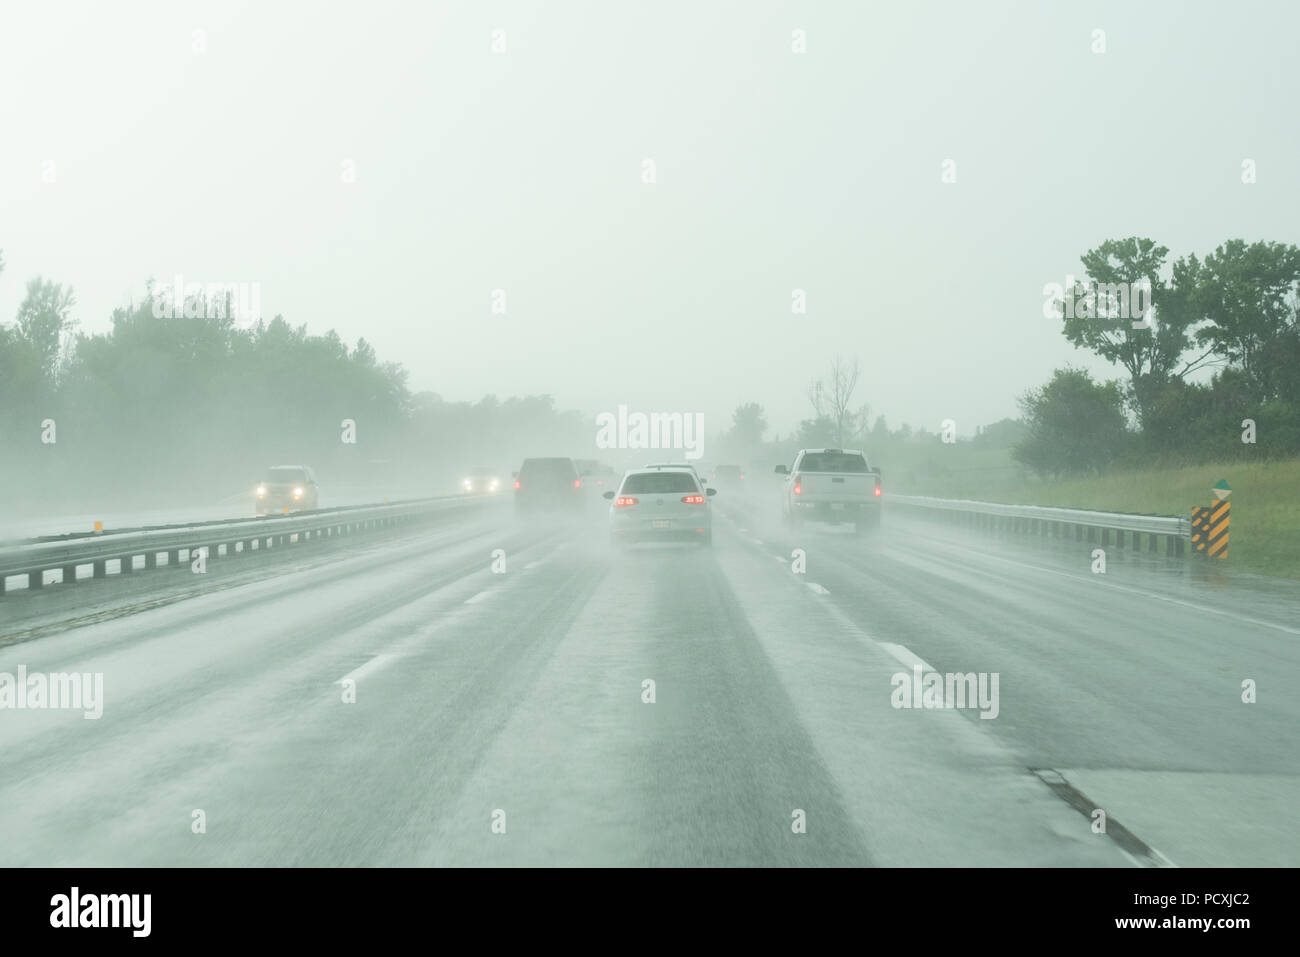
[792,474,802,495]
[681,494,704,504]
[513,480,520,490]
[615,496,638,507]
[874,483,882,497]
[574,479,582,488]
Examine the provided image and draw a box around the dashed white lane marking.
[524,560,544,569]
[805,582,830,596]
[772,555,787,564]
[338,654,396,685]
[752,539,764,546]
[464,590,491,604]
[878,642,934,673]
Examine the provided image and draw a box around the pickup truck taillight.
[874,482,882,497]
[792,473,802,495]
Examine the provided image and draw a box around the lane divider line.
[337,653,396,685]
[878,642,934,673]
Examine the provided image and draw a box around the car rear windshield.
[798,452,869,473]
[621,472,701,494]
[520,458,577,480]
[264,468,307,483]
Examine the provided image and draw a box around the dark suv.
[256,465,320,514]
[513,457,584,514]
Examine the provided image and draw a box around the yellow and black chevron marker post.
[1200,479,1232,560]
[1190,506,1210,555]
[1207,500,1230,559]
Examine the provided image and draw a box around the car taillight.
[874,482,882,497]
[681,494,704,504]
[615,496,638,506]
[513,480,520,489]
[574,479,581,488]
[793,474,802,495]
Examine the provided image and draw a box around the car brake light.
[513,480,520,489]
[793,474,802,495]
[615,496,638,506]
[681,494,705,504]
[874,482,882,497]
[574,479,581,488]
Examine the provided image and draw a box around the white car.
[606,466,716,546]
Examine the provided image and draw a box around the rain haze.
[1,0,1298,896]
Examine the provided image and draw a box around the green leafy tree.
[1192,239,1300,402]
[1059,238,1209,424]
[1012,368,1129,477]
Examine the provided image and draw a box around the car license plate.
[652,520,671,529]
[830,503,845,511]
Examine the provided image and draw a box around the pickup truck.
[775,449,882,534]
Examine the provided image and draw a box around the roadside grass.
[879,444,1300,580]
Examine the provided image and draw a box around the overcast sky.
[2,0,1297,438]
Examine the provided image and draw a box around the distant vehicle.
[256,465,320,514]
[643,462,704,483]
[513,457,585,514]
[711,464,745,489]
[775,449,881,534]
[606,467,716,546]
[575,459,619,490]
[460,468,503,495]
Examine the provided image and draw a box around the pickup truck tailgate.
[797,472,877,503]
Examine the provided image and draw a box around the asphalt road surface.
[1,494,1295,866]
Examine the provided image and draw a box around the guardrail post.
[63,563,78,584]
[30,569,44,589]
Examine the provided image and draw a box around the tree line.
[1016,237,1300,476]
[0,259,588,511]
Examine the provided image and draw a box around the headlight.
[489,479,499,490]
[256,486,265,497]
[293,487,304,497]
[463,478,472,489]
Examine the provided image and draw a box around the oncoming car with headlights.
[460,468,503,495]
[255,465,319,514]
[605,466,716,546]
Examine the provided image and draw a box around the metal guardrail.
[887,494,1190,555]
[0,496,479,596]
